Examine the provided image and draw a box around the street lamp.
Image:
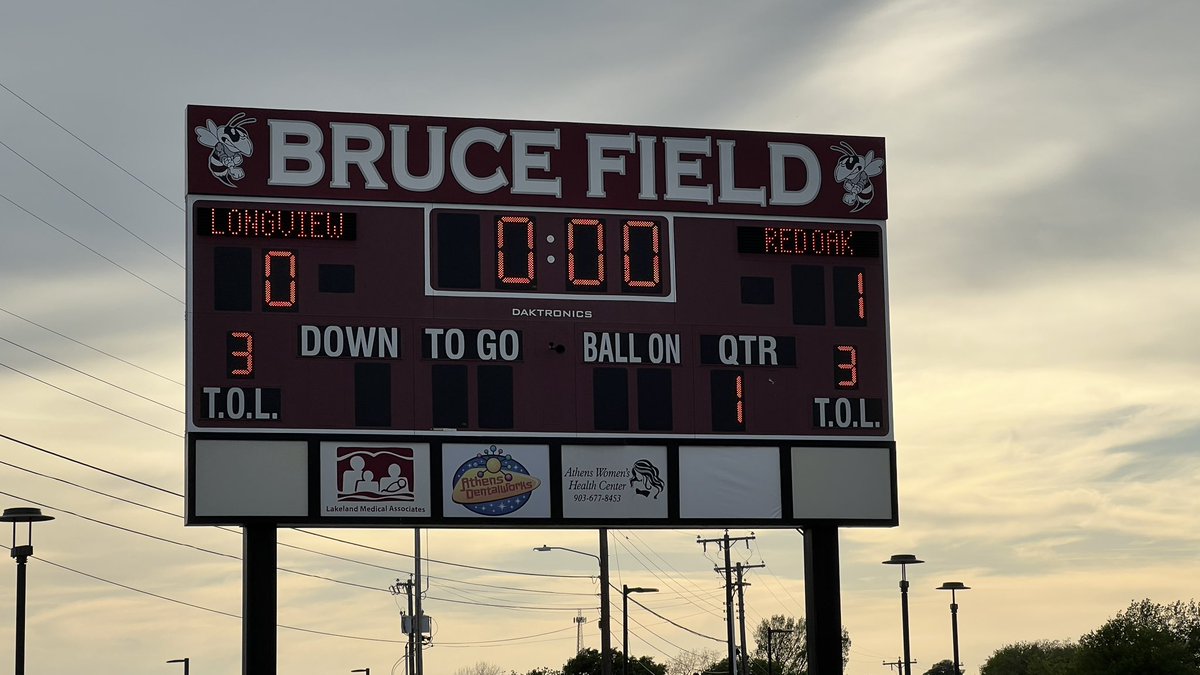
[166,658,190,675]
[936,582,970,675]
[2,506,54,675]
[882,554,924,675]
[766,628,793,675]
[351,669,370,675]
[621,585,657,675]
[535,532,613,675]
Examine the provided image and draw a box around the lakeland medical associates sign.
[184,104,897,528]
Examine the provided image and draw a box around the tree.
[1075,599,1200,675]
[747,614,851,675]
[455,661,508,675]
[922,660,958,675]
[562,648,666,675]
[665,647,723,675]
[978,640,1078,675]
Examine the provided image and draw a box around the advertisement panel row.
[189,437,895,527]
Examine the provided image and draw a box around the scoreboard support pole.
[243,525,277,674]
[803,526,843,674]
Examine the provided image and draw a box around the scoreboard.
[185,106,897,527]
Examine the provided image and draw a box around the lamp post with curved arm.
[621,585,657,675]
[535,530,611,675]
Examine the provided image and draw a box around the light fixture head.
[533,545,551,551]
[937,581,970,591]
[882,553,923,565]
[0,507,54,523]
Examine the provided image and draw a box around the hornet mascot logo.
[195,112,257,187]
[831,141,884,213]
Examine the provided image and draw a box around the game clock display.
[189,201,889,437]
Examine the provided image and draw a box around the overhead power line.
[0,191,183,304]
[0,138,183,268]
[0,80,184,213]
[0,431,182,496]
[0,305,183,386]
[0,360,181,437]
[0,335,183,413]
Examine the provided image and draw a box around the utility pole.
[732,561,764,675]
[414,528,425,675]
[389,577,415,675]
[698,531,756,674]
[882,656,915,672]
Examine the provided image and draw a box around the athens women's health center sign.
[184,105,897,529]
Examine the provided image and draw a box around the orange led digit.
[264,250,297,309]
[857,272,866,320]
[623,219,661,290]
[836,345,858,388]
[497,215,535,286]
[736,374,745,425]
[567,218,604,288]
[229,331,254,377]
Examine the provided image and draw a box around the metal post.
[804,527,843,675]
[735,563,749,675]
[937,582,969,675]
[723,533,736,674]
[767,629,774,675]
[14,550,27,675]
[622,585,630,675]
[950,598,960,674]
[766,628,792,675]
[599,528,612,675]
[883,554,923,675]
[407,579,415,675]
[414,529,424,675]
[167,657,191,675]
[243,525,277,675]
[900,577,912,675]
[4,508,53,675]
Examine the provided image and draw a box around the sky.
[1,1,1199,674]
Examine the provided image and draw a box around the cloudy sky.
[2,1,1199,674]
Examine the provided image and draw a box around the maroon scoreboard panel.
[185,105,896,527]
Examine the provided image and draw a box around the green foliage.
[1075,599,1200,675]
[922,659,958,675]
[746,614,851,675]
[690,615,850,675]
[561,647,666,675]
[981,599,1200,675]
[979,640,1079,675]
